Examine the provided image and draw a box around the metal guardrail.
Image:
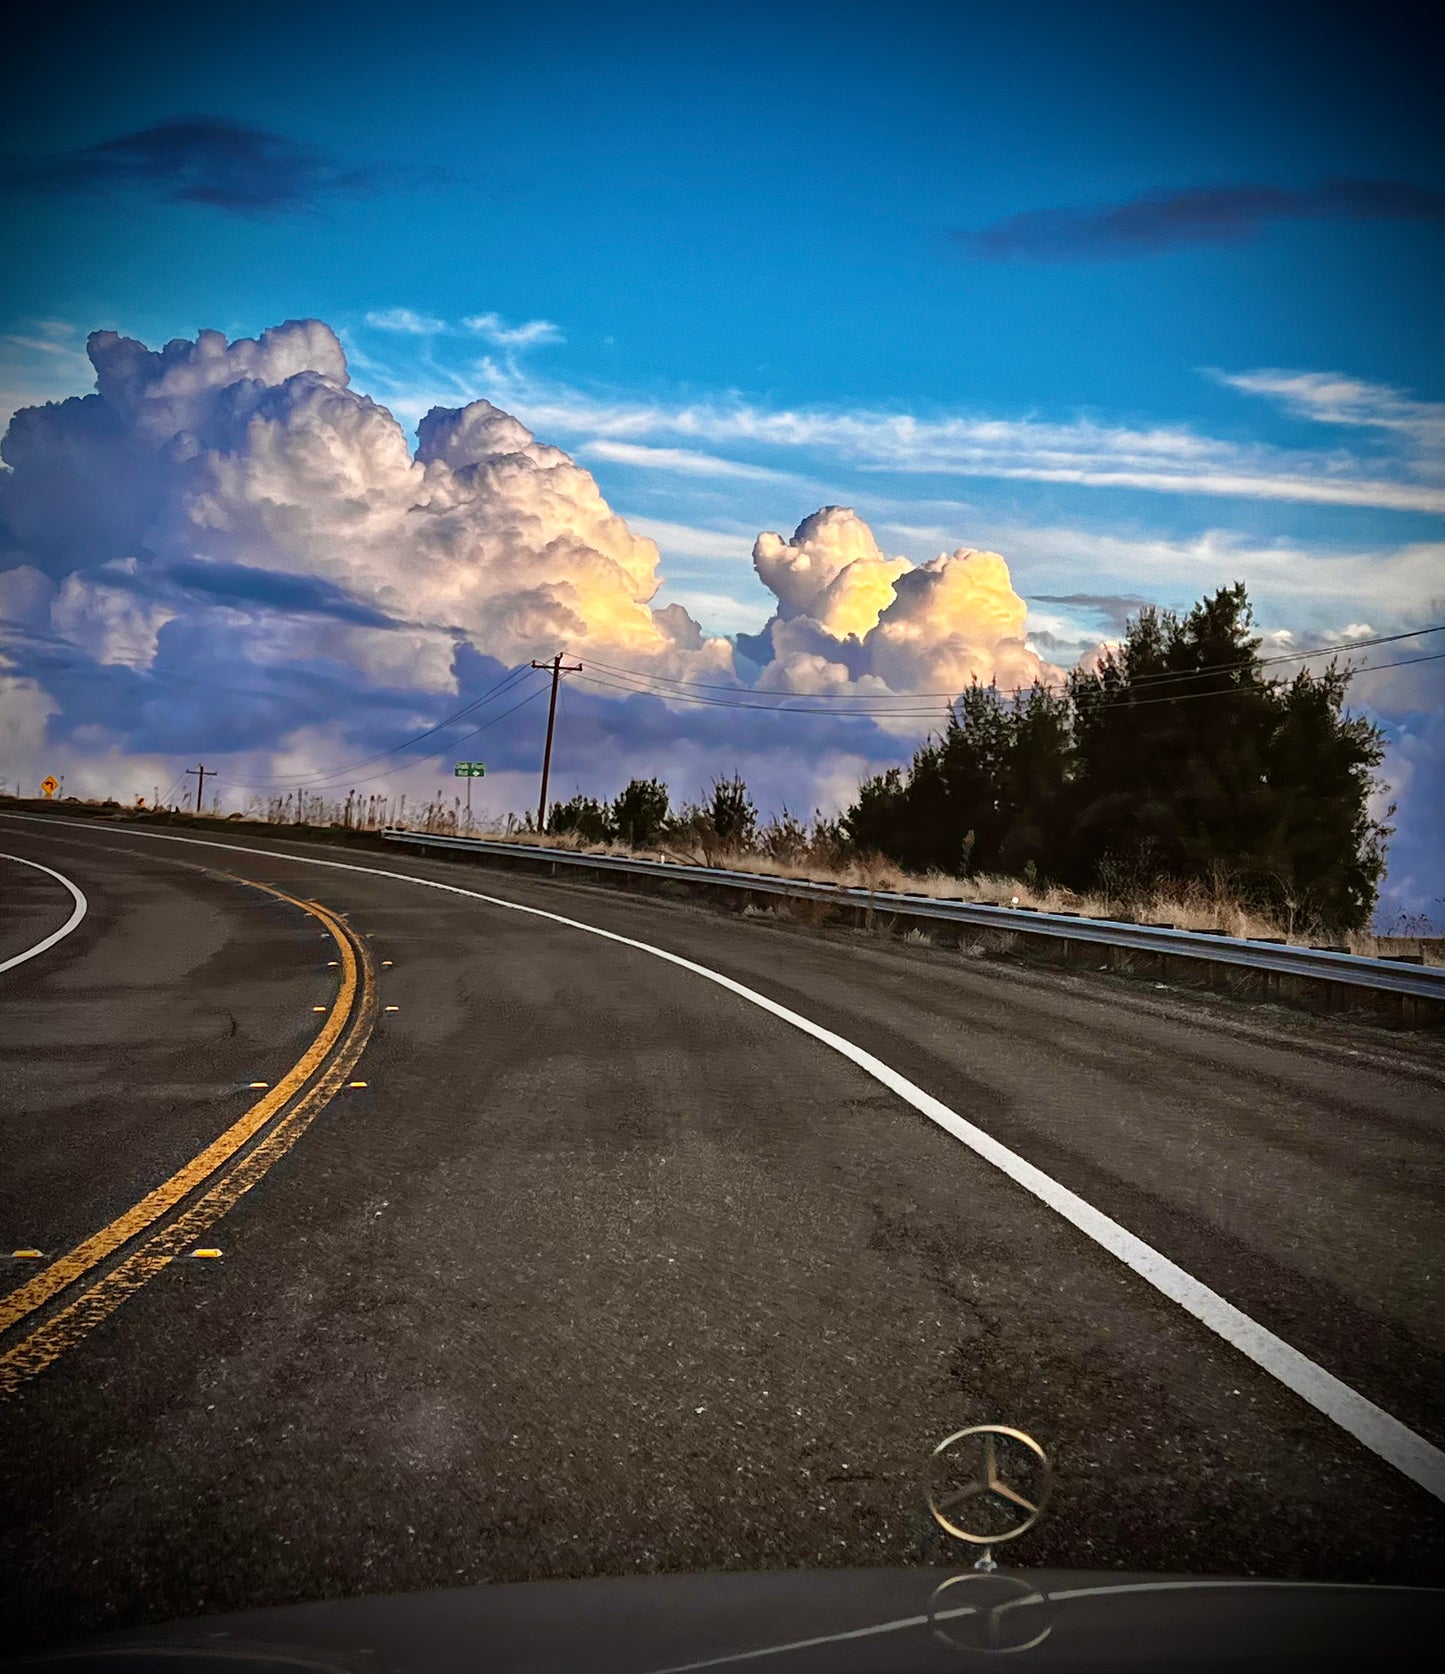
[381,829,1445,1002]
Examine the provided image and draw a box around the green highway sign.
[453,761,487,778]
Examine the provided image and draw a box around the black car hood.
[7,1566,1440,1674]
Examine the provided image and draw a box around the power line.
[246,681,553,798]
[576,624,1445,708]
[1070,651,1444,713]
[226,664,536,790]
[572,650,1444,722]
[573,667,951,716]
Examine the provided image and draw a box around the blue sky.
[1,0,1441,916]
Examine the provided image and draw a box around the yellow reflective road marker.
[384,1005,400,1012]
[347,1081,368,1089]
[312,1005,327,1012]
[0,879,363,1349]
[191,1249,222,1259]
[247,1081,269,1089]
[0,937,377,1396]
[10,1251,43,1260]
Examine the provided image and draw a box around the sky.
[0,0,1440,920]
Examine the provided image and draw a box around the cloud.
[1371,707,1445,925]
[466,359,1444,514]
[624,517,757,563]
[1031,592,1159,633]
[740,506,1054,707]
[462,313,564,348]
[992,521,1445,628]
[584,439,794,481]
[2,316,1434,919]
[960,179,1445,261]
[364,308,448,335]
[0,117,416,216]
[1210,369,1444,472]
[0,321,1055,811]
[361,310,565,350]
[0,320,722,684]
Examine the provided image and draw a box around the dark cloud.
[1032,592,1158,631]
[959,179,1445,261]
[0,116,425,215]
[151,558,403,627]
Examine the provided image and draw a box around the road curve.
[0,852,87,974]
[1,812,1442,1647]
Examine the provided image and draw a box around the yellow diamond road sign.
[40,776,59,798]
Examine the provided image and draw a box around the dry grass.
[474,826,1443,964]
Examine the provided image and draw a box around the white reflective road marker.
[0,854,88,975]
[6,815,1444,1505]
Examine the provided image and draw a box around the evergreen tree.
[1066,584,1278,894]
[841,581,1389,931]
[706,772,758,849]
[1252,664,1390,931]
[547,793,614,843]
[842,765,913,862]
[611,777,671,848]
[995,683,1073,882]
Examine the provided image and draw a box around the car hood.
[7,1565,1439,1674]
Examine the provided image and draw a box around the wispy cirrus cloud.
[468,360,1445,514]
[584,439,796,482]
[362,308,564,348]
[1211,368,1445,464]
[462,312,564,348]
[0,117,426,216]
[959,178,1444,261]
[364,307,448,335]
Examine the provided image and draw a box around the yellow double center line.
[0,877,378,1395]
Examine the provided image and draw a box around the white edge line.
[7,814,1444,1506]
[0,852,88,975]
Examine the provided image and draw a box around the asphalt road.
[1,812,1442,1648]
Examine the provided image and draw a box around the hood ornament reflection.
[926,1425,1053,1655]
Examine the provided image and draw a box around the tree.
[611,777,671,849]
[548,793,614,843]
[995,683,1072,882]
[706,772,757,849]
[839,582,1389,932]
[842,681,1060,879]
[758,807,811,863]
[843,765,913,861]
[1066,584,1278,894]
[1251,664,1390,931]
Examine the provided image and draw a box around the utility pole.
[530,653,581,832]
[185,763,214,814]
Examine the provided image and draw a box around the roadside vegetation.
[527,584,1406,950]
[8,585,1432,960]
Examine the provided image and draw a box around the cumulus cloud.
[2,319,1037,819]
[1371,708,1445,925]
[739,506,1055,703]
[4,316,1430,922]
[0,319,715,681]
[0,117,415,215]
[959,179,1445,261]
